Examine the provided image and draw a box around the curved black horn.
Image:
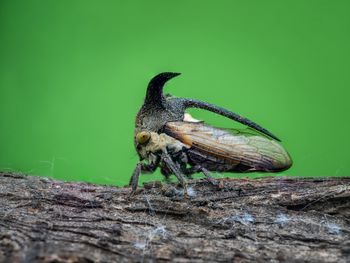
[144,72,181,107]
[181,98,281,141]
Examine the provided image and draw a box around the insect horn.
[140,72,280,141]
[181,98,281,141]
[144,72,181,108]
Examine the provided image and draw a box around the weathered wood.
[0,172,349,263]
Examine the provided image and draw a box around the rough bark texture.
[0,172,349,263]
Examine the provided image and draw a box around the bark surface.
[0,172,349,263]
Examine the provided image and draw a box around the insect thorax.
[136,132,188,162]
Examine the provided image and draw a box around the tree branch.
[0,172,349,263]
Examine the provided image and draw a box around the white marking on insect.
[183,113,202,123]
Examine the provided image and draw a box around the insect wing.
[164,121,292,172]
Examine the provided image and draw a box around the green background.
[1,0,349,186]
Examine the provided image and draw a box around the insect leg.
[183,164,201,175]
[161,152,188,197]
[129,161,159,194]
[184,165,217,185]
[129,163,142,193]
[200,167,218,185]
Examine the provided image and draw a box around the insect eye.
[136,131,151,145]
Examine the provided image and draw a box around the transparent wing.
[164,121,292,172]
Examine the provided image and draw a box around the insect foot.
[162,185,189,200]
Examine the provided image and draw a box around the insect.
[130,72,292,195]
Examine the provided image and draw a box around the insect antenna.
[181,98,281,141]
